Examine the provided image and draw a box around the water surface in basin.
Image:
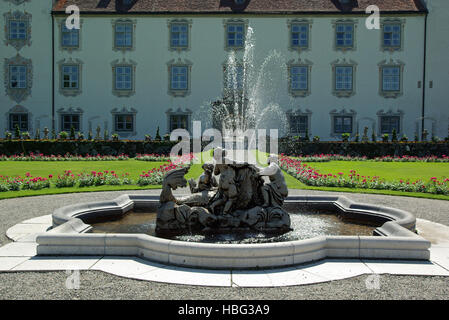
[90,210,377,244]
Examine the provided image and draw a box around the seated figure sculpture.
[156,148,291,234]
[188,163,218,193]
[258,154,288,208]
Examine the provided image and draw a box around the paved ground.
[1,189,449,299]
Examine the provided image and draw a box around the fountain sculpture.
[156,148,291,234]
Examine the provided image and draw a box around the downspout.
[421,10,428,140]
[51,11,55,133]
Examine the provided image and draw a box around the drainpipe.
[51,11,55,132]
[421,10,428,140]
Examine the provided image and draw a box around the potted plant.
[59,131,68,140]
[21,131,31,140]
[14,125,21,140]
[112,133,119,142]
[77,132,85,140]
[312,136,320,142]
[155,127,162,141]
[145,134,152,142]
[341,133,350,142]
[382,134,389,142]
[5,131,12,141]
[400,134,408,142]
[391,129,398,142]
[70,126,76,140]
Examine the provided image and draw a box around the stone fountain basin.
[35,195,431,269]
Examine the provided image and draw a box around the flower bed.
[279,155,449,195]
[0,153,130,161]
[0,154,194,193]
[288,154,449,163]
[135,153,170,162]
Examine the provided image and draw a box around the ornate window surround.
[167,19,192,52]
[167,58,192,98]
[111,18,137,52]
[111,59,137,97]
[380,18,405,52]
[57,107,84,132]
[332,18,358,52]
[330,108,357,137]
[111,107,138,137]
[4,54,32,103]
[58,58,83,97]
[287,58,313,97]
[223,18,248,51]
[5,104,32,132]
[331,58,357,98]
[377,109,404,136]
[378,59,405,99]
[166,108,193,133]
[285,108,312,136]
[287,18,313,52]
[4,10,32,51]
[57,18,83,52]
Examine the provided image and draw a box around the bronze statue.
[156,148,291,234]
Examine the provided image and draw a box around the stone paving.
[1,190,449,288]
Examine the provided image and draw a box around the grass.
[254,150,449,201]
[300,161,449,183]
[0,155,208,200]
[2,149,449,201]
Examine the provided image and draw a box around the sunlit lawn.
[0,154,208,199]
[255,150,449,201]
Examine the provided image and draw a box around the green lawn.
[0,157,206,200]
[2,150,449,201]
[301,161,449,183]
[254,150,449,201]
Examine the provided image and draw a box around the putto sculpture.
[156,148,291,234]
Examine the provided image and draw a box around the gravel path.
[1,189,449,299]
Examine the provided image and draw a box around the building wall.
[0,0,53,136]
[423,0,449,139]
[2,1,442,141]
[53,13,426,140]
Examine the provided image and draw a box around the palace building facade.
[1,0,448,141]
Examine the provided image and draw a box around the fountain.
[34,25,431,269]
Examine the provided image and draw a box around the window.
[226,23,245,48]
[115,66,132,90]
[291,24,309,49]
[4,11,31,51]
[9,65,27,89]
[61,25,79,48]
[383,24,401,48]
[115,23,133,48]
[61,114,80,131]
[171,66,188,91]
[290,66,308,91]
[335,23,354,49]
[334,116,353,134]
[169,114,189,132]
[170,23,188,49]
[61,65,79,89]
[335,66,353,91]
[380,116,400,134]
[9,113,28,131]
[289,115,308,135]
[9,19,27,40]
[114,114,134,132]
[382,66,401,92]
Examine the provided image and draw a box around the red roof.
[53,0,427,14]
